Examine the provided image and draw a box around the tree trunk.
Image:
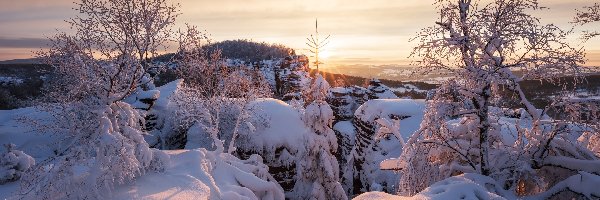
[475,84,491,176]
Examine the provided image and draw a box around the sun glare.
[319,50,331,59]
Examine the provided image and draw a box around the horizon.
[1,0,599,68]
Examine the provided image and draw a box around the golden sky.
[1,0,599,67]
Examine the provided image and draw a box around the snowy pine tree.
[293,100,347,200]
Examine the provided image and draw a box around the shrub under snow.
[17,102,169,199]
[0,144,35,185]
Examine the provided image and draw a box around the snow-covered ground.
[0,77,24,86]
[2,77,597,199]
[354,173,509,200]
[114,149,283,200]
[0,105,284,199]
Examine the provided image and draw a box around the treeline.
[153,39,296,63]
[0,64,51,109]
[204,39,295,62]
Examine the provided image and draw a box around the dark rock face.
[328,88,355,121]
[348,115,375,195]
[332,120,356,188]
[235,147,298,192]
[327,86,370,123]
[350,86,369,105]
[341,99,425,196]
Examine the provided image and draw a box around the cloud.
[0,37,49,48]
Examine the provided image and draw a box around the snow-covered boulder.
[235,99,308,160]
[234,98,308,192]
[354,99,425,141]
[234,98,347,199]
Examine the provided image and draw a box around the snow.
[0,145,35,184]
[184,122,212,149]
[535,171,600,199]
[153,79,183,109]
[0,108,58,161]
[333,120,356,145]
[0,97,283,199]
[379,158,402,171]
[0,76,24,86]
[113,148,284,199]
[353,173,509,200]
[390,84,428,94]
[355,99,426,140]
[237,98,309,156]
[353,191,409,200]
[542,156,600,174]
[137,89,160,100]
[412,174,507,200]
[0,147,283,199]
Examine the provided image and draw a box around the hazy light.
[0,0,598,67]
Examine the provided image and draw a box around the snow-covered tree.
[303,74,330,104]
[563,96,600,157]
[574,2,600,41]
[19,102,169,199]
[39,0,180,99]
[278,71,346,199]
[400,0,600,198]
[169,26,272,153]
[292,100,347,200]
[19,0,180,198]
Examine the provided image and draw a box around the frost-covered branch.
[574,3,600,41]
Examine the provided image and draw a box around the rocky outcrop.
[343,99,426,196]
[366,79,398,99]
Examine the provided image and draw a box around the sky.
[0,0,599,67]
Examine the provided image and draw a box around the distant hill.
[203,39,295,62]
[153,39,296,63]
[0,58,41,65]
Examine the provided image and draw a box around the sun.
[319,50,331,59]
